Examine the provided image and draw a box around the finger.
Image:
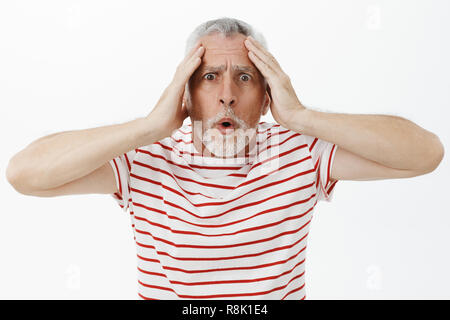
[188,45,205,63]
[244,36,271,62]
[175,46,204,86]
[247,49,276,80]
[185,46,204,74]
[184,40,203,61]
[247,36,281,68]
[244,37,281,73]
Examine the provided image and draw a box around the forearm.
[7,116,165,191]
[291,109,444,171]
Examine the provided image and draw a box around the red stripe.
[130,188,163,201]
[166,130,301,170]
[134,160,234,190]
[195,170,314,207]
[130,156,313,203]
[158,182,314,220]
[281,283,305,299]
[137,254,160,263]
[135,232,309,262]
[309,138,318,152]
[170,136,193,144]
[257,132,301,154]
[137,267,166,278]
[138,292,158,300]
[130,175,217,200]
[124,152,132,172]
[112,159,122,196]
[163,140,202,158]
[139,258,305,286]
[315,157,321,190]
[130,152,314,198]
[134,218,311,250]
[137,245,307,274]
[131,164,314,209]
[142,148,252,173]
[155,142,247,171]
[132,193,316,228]
[327,180,337,195]
[326,144,336,186]
[132,199,314,238]
[134,143,309,192]
[165,128,291,161]
[138,281,173,293]
[177,128,191,135]
[247,144,308,175]
[138,149,197,173]
[138,271,305,299]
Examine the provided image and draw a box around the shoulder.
[258,121,311,144]
[258,121,327,157]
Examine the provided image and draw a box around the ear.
[182,86,191,111]
[182,97,191,116]
[262,90,271,116]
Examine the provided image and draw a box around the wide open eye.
[240,74,251,82]
[204,73,216,80]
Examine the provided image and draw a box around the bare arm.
[6,116,165,194]
[283,109,444,182]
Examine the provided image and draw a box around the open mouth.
[216,118,236,135]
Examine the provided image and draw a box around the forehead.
[198,33,256,72]
[200,33,248,53]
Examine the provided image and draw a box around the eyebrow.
[200,64,257,75]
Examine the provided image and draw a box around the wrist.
[134,116,169,147]
[287,107,314,134]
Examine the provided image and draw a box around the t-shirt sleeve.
[304,135,339,202]
[109,149,138,212]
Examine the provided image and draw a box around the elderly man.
[6,17,444,300]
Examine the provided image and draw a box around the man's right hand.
[146,41,205,139]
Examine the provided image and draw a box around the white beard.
[203,127,249,158]
[193,109,257,159]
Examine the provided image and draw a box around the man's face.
[185,32,270,158]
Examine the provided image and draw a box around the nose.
[219,75,238,107]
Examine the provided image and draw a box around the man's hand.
[146,41,205,139]
[244,36,306,130]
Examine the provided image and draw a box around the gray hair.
[184,17,269,101]
[184,17,268,56]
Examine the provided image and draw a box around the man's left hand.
[244,35,306,129]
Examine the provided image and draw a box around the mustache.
[207,108,245,128]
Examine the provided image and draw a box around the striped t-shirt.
[109,120,338,300]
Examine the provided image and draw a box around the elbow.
[6,160,24,193]
[431,135,444,170]
[6,158,39,195]
[6,160,27,194]
[423,135,445,174]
